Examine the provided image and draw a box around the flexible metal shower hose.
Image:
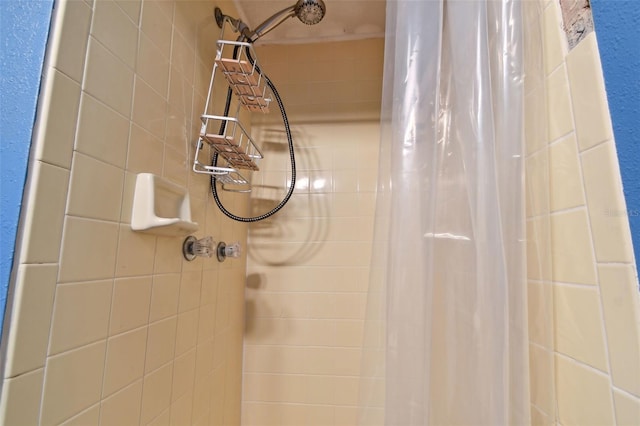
[210,44,296,222]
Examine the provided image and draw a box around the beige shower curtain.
[359,1,532,424]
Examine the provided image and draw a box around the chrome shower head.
[294,0,326,25]
[215,0,327,42]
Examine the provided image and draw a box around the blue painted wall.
[0,1,54,332]
[591,1,640,274]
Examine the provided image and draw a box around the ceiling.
[232,0,386,44]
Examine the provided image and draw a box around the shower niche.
[192,34,269,192]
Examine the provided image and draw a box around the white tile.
[566,33,614,151]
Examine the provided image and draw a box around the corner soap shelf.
[193,38,270,192]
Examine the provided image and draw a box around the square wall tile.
[546,65,574,142]
[137,32,170,99]
[91,0,138,69]
[115,224,156,277]
[149,273,181,322]
[33,69,80,169]
[550,209,597,285]
[103,327,148,397]
[140,362,173,424]
[549,134,585,211]
[49,0,92,82]
[140,0,173,59]
[145,317,177,373]
[527,281,554,349]
[555,355,615,426]
[59,217,119,283]
[542,0,565,75]
[599,265,640,396]
[613,390,640,426]
[41,341,107,426]
[109,276,152,335]
[75,93,130,169]
[67,152,125,221]
[49,280,113,355]
[566,33,614,151]
[172,350,196,403]
[4,264,57,377]
[0,368,44,425]
[132,77,167,140]
[84,37,134,118]
[525,147,550,218]
[127,124,164,175]
[100,380,143,426]
[19,161,69,264]
[115,0,141,22]
[581,141,634,263]
[554,284,608,371]
[59,406,100,426]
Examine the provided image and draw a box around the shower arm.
[215,6,296,43]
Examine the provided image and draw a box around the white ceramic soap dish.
[131,173,198,236]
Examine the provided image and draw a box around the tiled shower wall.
[242,39,384,425]
[0,0,249,424]
[526,1,640,424]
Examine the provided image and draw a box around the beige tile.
[19,161,69,264]
[49,0,92,81]
[84,37,134,118]
[115,224,156,277]
[137,32,170,99]
[154,236,184,274]
[109,276,152,335]
[132,77,167,140]
[566,33,614,151]
[192,373,211,424]
[58,405,100,426]
[550,210,597,285]
[100,380,143,426]
[169,391,193,425]
[49,280,112,355]
[41,341,106,426]
[140,0,173,64]
[91,0,138,68]
[162,144,188,188]
[197,303,216,344]
[527,281,554,349]
[76,93,130,169]
[147,408,171,426]
[59,217,119,282]
[171,350,196,402]
[170,31,195,85]
[128,124,164,175]
[549,134,585,211]
[526,216,552,282]
[150,273,181,322]
[103,327,148,396]
[145,317,177,373]
[581,141,634,262]
[67,152,125,221]
[599,265,640,396]
[556,354,615,426]
[614,390,640,426]
[33,69,80,168]
[554,284,608,371]
[0,368,43,425]
[115,0,141,22]
[4,264,57,377]
[179,270,202,313]
[542,0,565,75]
[120,171,137,224]
[141,363,173,424]
[175,309,199,357]
[546,65,574,142]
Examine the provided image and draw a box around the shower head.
[294,0,326,25]
[216,0,326,42]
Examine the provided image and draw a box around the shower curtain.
[359,0,529,425]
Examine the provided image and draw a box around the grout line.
[565,47,619,425]
[555,351,611,379]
